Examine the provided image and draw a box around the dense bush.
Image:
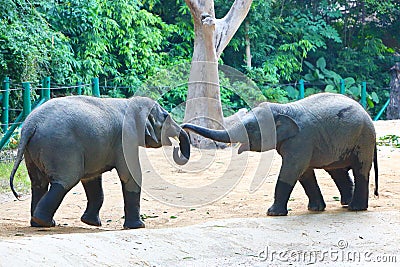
[0,0,399,118]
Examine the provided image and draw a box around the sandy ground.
[0,120,399,265]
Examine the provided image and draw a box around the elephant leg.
[30,185,49,227]
[31,183,69,227]
[267,152,310,216]
[267,180,295,216]
[81,176,104,226]
[348,162,370,211]
[116,146,145,229]
[299,169,326,211]
[121,181,145,229]
[26,159,50,227]
[116,148,145,229]
[326,168,354,206]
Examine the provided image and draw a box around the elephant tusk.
[173,136,179,142]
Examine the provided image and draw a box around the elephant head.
[142,100,190,165]
[181,105,299,154]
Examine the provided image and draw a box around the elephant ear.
[275,114,299,143]
[145,114,158,144]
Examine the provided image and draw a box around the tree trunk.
[183,0,253,146]
[387,62,400,120]
[183,1,222,137]
[245,20,251,68]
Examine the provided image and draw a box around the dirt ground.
[0,120,399,241]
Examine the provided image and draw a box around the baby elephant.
[182,93,378,215]
[10,96,190,229]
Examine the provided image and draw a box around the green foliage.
[224,2,342,83]
[267,8,342,82]
[144,0,194,63]
[221,0,398,116]
[299,57,380,109]
[245,67,288,103]
[303,57,345,91]
[0,160,29,194]
[0,0,399,119]
[0,0,75,83]
[47,0,175,85]
[0,0,182,88]
[219,73,251,116]
[377,135,400,148]
[7,134,20,150]
[135,64,190,122]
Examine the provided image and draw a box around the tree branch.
[184,0,200,23]
[215,0,252,58]
[184,0,215,25]
[184,0,199,7]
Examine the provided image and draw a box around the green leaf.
[322,69,339,80]
[314,69,323,79]
[286,86,299,99]
[305,88,317,96]
[348,86,361,97]
[304,73,316,81]
[371,92,379,103]
[344,77,356,88]
[325,84,336,93]
[316,57,326,70]
[304,60,315,71]
[367,97,375,108]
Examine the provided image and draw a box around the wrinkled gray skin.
[10,96,190,228]
[224,108,248,128]
[182,93,378,216]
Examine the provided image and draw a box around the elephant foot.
[31,183,67,228]
[123,219,145,230]
[121,185,145,229]
[267,181,294,216]
[267,204,288,216]
[348,194,368,211]
[81,176,104,227]
[81,213,102,227]
[308,200,326,211]
[30,216,56,227]
[348,202,368,211]
[339,189,353,206]
[340,196,352,206]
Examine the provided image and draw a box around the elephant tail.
[9,125,36,199]
[373,145,379,197]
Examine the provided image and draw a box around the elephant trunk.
[180,123,234,143]
[172,129,191,165]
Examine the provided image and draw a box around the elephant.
[181,93,378,216]
[9,96,190,229]
[224,108,248,128]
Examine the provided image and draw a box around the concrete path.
[0,211,399,266]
